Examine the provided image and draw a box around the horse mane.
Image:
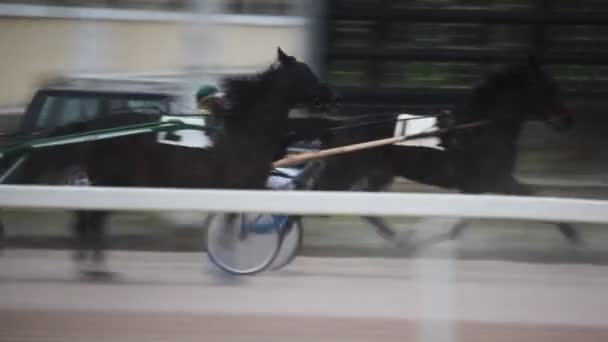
[220,62,282,117]
[455,62,534,122]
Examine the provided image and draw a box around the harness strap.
[272,120,490,168]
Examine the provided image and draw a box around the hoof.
[77,259,115,280]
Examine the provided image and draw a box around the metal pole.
[304,0,327,76]
[68,14,111,77]
[185,0,223,103]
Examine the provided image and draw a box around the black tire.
[269,218,303,271]
[205,213,282,275]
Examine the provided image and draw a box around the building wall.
[217,22,308,69]
[0,5,309,108]
[0,17,75,107]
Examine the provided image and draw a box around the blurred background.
[0,0,606,257]
[0,0,313,110]
[1,0,607,191]
[1,0,608,247]
[0,0,607,225]
[2,2,608,341]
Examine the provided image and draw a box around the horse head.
[458,55,573,134]
[220,47,339,122]
[274,47,340,113]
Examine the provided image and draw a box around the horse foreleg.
[71,211,88,264]
[88,211,109,268]
[510,179,582,245]
[0,215,5,253]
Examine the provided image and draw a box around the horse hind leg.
[357,173,400,242]
[386,145,471,241]
[363,216,415,247]
[557,222,582,245]
[364,216,396,241]
[360,170,416,246]
[74,210,112,276]
[448,219,469,240]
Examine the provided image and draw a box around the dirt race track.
[2,249,608,342]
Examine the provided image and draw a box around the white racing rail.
[1,185,608,223]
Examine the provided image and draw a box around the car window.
[168,95,197,114]
[35,95,100,130]
[109,98,169,115]
[29,92,183,134]
[35,96,58,129]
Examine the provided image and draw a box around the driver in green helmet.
[196,85,226,115]
[195,84,229,134]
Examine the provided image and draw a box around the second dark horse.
[309,56,577,246]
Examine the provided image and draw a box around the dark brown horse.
[18,48,338,272]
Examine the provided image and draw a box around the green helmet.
[196,85,219,101]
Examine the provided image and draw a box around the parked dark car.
[0,77,193,185]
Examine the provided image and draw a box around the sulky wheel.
[204,213,283,275]
[269,217,304,271]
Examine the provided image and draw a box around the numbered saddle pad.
[156,115,213,149]
[393,113,444,150]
